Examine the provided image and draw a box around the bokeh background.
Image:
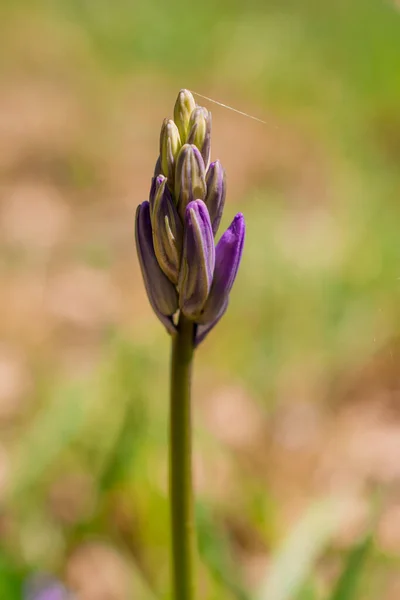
[1,1,400,598]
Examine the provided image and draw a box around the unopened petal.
[197,213,245,325]
[175,144,206,220]
[159,119,181,187]
[151,177,183,284]
[205,160,226,235]
[135,201,178,333]
[174,89,196,142]
[187,107,212,169]
[149,174,167,215]
[178,200,215,320]
[195,299,228,347]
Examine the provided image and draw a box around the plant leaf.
[257,498,350,600]
[328,532,373,600]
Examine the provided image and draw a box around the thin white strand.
[190,90,267,124]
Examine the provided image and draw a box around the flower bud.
[195,300,228,347]
[205,160,226,235]
[187,107,212,168]
[174,88,196,141]
[197,213,245,326]
[149,174,165,215]
[135,201,178,334]
[151,176,183,284]
[159,118,181,186]
[175,144,206,220]
[153,155,162,177]
[178,200,215,320]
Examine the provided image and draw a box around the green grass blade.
[196,501,251,600]
[257,498,349,600]
[328,533,374,600]
[0,551,24,598]
[8,380,89,500]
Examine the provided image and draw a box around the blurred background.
[1,0,400,598]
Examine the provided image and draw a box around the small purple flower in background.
[135,88,245,345]
[24,575,73,600]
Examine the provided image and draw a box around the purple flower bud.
[178,200,215,320]
[149,173,166,214]
[154,155,162,177]
[187,107,212,169]
[174,89,196,142]
[159,118,181,186]
[197,213,245,326]
[175,144,206,220]
[195,299,228,346]
[151,175,183,285]
[205,160,226,235]
[136,89,245,340]
[135,201,178,334]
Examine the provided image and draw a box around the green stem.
[169,314,196,600]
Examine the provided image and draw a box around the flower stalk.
[169,314,196,600]
[135,89,245,599]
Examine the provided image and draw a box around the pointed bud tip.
[149,174,168,214]
[174,90,197,142]
[232,212,245,230]
[222,212,245,255]
[178,88,193,97]
[160,119,181,182]
[177,143,206,174]
[180,142,203,157]
[185,198,208,218]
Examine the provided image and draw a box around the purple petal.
[178,200,215,320]
[151,176,183,284]
[153,155,162,177]
[197,213,245,325]
[205,160,226,235]
[195,299,228,346]
[149,174,167,215]
[135,201,178,334]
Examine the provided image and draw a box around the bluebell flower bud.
[178,200,215,320]
[149,173,163,214]
[187,107,212,168]
[205,160,226,235]
[197,213,245,327]
[195,300,228,347]
[151,175,183,284]
[154,155,162,177]
[174,89,196,142]
[175,144,206,220]
[135,201,178,334]
[160,118,181,186]
[135,89,246,341]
